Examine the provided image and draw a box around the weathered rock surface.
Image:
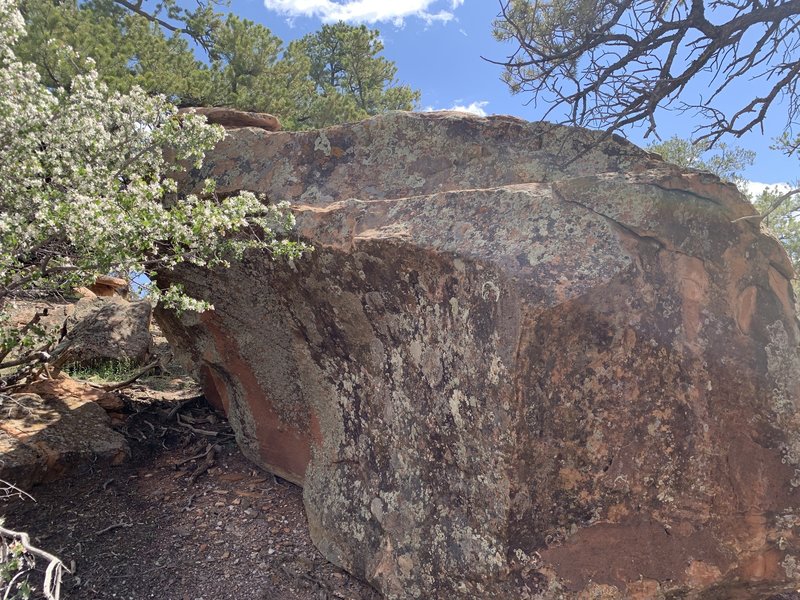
[157,111,800,598]
[179,107,281,131]
[0,378,129,490]
[88,275,129,298]
[62,297,153,366]
[5,299,72,337]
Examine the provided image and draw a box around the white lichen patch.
[782,554,800,579]
[482,280,501,302]
[314,132,331,156]
[449,389,467,429]
[766,320,800,484]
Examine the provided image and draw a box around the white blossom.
[0,0,310,365]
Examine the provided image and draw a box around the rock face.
[178,107,281,131]
[157,112,800,598]
[0,378,129,490]
[62,297,153,366]
[88,275,129,298]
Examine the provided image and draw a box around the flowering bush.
[0,0,309,380]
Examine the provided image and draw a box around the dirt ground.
[1,383,380,600]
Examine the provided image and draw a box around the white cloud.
[442,100,489,116]
[746,180,791,198]
[262,0,460,24]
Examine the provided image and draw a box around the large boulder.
[61,297,153,366]
[156,111,800,598]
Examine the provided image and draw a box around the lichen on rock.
[157,111,800,598]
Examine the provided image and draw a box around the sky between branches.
[225,0,795,186]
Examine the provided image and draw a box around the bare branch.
[732,188,800,223]
[492,0,800,143]
[0,525,69,600]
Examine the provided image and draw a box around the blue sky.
[227,0,795,186]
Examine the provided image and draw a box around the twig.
[0,351,50,370]
[165,396,202,420]
[174,444,215,468]
[102,478,114,491]
[0,479,35,502]
[94,521,133,536]
[176,414,220,437]
[0,525,69,600]
[188,444,219,484]
[3,569,32,600]
[0,395,34,419]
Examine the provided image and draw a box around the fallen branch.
[174,444,215,468]
[0,351,50,371]
[176,414,221,437]
[183,493,197,511]
[165,396,203,421]
[97,358,161,392]
[0,525,69,600]
[188,444,220,484]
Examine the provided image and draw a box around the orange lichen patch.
[737,548,783,579]
[605,503,630,522]
[624,579,661,600]
[685,560,723,587]
[576,583,621,600]
[559,466,584,490]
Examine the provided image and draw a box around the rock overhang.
[157,110,800,599]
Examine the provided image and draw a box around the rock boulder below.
[0,378,129,490]
[157,111,800,598]
[61,297,153,367]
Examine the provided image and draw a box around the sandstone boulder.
[0,378,129,490]
[88,275,129,298]
[178,107,281,131]
[4,300,71,337]
[62,297,153,366]
[157,112,800,598]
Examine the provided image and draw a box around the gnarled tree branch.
[491,0,800,145]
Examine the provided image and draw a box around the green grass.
[65,358,140,383]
